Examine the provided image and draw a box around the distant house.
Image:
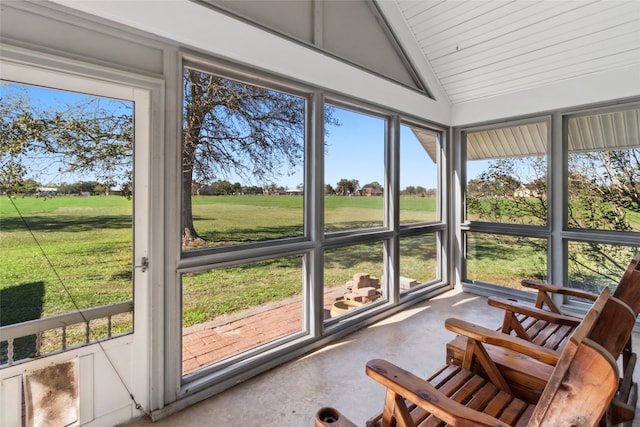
[513,185,539,198]
[286,189,303,196]
[361,186,383,196]
[37,187,58,195]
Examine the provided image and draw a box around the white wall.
[48,0,451,125]
[1,338,141,427]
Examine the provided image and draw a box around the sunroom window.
[177,59,447,385]
[323,241,386,322]
[567,108,640,232]
[399,123,439,224]
[399,233,439,294]
[564,106,640,294]
[465,232,548,289]
[323,104,386,232]
[181,254,305,374]
[465,122,548,226]
[181,67,307,251]
[567,242,638,294]
[462,119,549,291]
[1,81,135,364]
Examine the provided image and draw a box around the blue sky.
[6,82,473,190]
[3,82,132,186]
[297,106,440,190]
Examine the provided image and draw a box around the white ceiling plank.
[451,65,640,126]
[405,0,469,29]
[428,2,635,73]
[415,1,557,50]
[408,1,510,41]
[397,0,445,21]
[392,0,640,112]
[437,28,639,88]
[416,1,586,54]
[442,54,640,103]
[446,50,640,103]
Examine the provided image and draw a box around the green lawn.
[1,195,134,360]
[1,195,133,327]
[465,233,547,289]
[182,255,304,326]
[628,210,640,230]
[191,195,304,244]
[2,193,637,331]
[1,195,438,327]
[192,195,438,245]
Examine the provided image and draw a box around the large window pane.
[181,255,304,374]
[400,124,439,224]
[1,82,134,362]
[324,105,385,232]
[399,233,438,294]
[567,108,640,232]
[465,232,547,290]
[182,68,306,250]
[466,122,547,225]
[324,242,386,320]
[567,242,639,294]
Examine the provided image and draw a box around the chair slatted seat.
[364,288,620,427]
[366,363,535,427]
[446,252,640,425]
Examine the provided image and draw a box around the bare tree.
[182,69,340,245]
[1,84,133,196]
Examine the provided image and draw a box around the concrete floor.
[123,289,640,426]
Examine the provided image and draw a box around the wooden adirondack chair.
[489,252,640,367]
[447,253,640,424]
[517,252,640,317]
[366,288,620,427]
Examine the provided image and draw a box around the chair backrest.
[529,287,619,425]
[529,338,619,425]
[612,251,640,315]
[589,282,637,360]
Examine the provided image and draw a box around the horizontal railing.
[1,300,133,367]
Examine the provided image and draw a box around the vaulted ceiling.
[387,0,640,105]
[35,0,640,125]
[201,0,640,111]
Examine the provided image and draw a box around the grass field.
[465,233,547,289]
[1,195,438,328]
[1,196,133,325]
[1,195,134,360]
[191,194,437,245]
[2,194,637,331]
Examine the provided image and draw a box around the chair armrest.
[445,318,560,365]
[521,279,599,301]
[365,359,510,427]
[488,297,582,326]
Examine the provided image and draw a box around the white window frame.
[0,46,164,419]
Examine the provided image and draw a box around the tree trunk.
[181,160,199,246]
[181,71,206,247]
